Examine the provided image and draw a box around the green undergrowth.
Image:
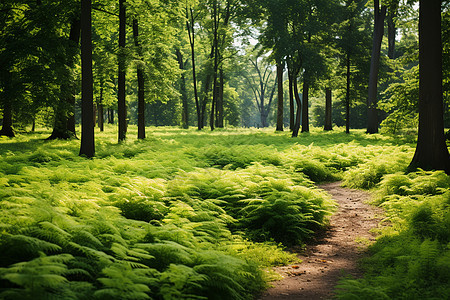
[336,170,450,299]
[0,126,417,299]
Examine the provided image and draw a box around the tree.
[117,0,127,142]
[324,88,332,130]
[79,0,95,158]
[133,18,145,139]
[367,0,387,134]
[409,0,450,173]
[276,61,284,131]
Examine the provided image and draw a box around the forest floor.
[259,181,383,300]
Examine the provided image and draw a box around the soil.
[258,181,383,300]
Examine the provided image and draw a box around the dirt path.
[259,182,383,300]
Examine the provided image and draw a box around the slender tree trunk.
[67,18,81,136]
[346,54,351,134]
[210,0,219,131]
[217,68,224,128]
[324,88,332,131]
[117,0,127,141]
[409,0,450,173]
[276,61,284,131]
[0,101,14,137]
[291,76,302,137]
[79,0,95,158]
[288,69,295,131]
[98,83,104,132]
[186,7,200,130]
[176,49,189,129]
[367,0,386,134]
[301,80,309,133]
[108,108,114,124]
[387,11,396,59]
[133,19,145,139]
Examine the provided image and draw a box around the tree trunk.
[217,68,224,128]
[186,7,200,130]
[387,10,396,59]
[67,18,81,136]
[409,0,450,173]
[0,101,14,137]
[48,18,80,140]
[301,80,309,133]
[288,69,295,131]
[367,0,386,134]
[210,0,219,131]
[276,61,284,131]
[117,0,127,141]
[176,49,189,129]
[108,108,114,124]
[324,88,332,131]
[79,0,95,158]
[133,19,145,139]
[291,76,302,137]
[345,54,351,134]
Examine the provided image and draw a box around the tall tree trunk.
[345,54,351,134]
[176,49,189,129]
[48,18,80,140]
[276,61,284,131]
[367,0,386,134]
[0,101,14,137]
[79,0,95,158]
[108,108,114,124]
[133,19,145,139]
[291,76,302,137]
[210,0,219,131]
[301,80,309,133]
[117,0,127,141]
[387,10,396,59]
[186,7,200,130]
[409,0,450,173]
[98,82,104,132]
[324,88,332,131]
[288,69,295,131]
[67,18,81,136]
[217,68,224,128]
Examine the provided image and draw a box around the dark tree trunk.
[117,0,127,141]
[98,81,104,132]
[291,76,302,137]
[409,0,450,173]
[288,69,295,131]
[210,0,219,131]
[276,61,284,131]
[48,18,80,140]
[301,80,309,133]
[67,18,81,136]
[367,0,386,134]
[387,11,396,59]
[133,19,145,139]
[79,0,95,158]
[108,108,114,124]
[0,101,15,137]
[324,88,332,131]
[345,54,351,134]
[176,49,189,129]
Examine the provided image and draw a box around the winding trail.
[259,182,383,300]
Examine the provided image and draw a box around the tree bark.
[117,0,127,141]
[186,7,200,130]
[345,54,351,134]
[409,0,450,173]
[217,68,224,128]
[276,61,284,131]
[176,49,189,129]
[291,76,302,137]
[387,11,396,59]
[67,18,81,136]
[367,0,386,134]
[79,0,95,158]
[0,101,14,137]
[98,83,104,132]
[301,80,309,133]
[133,19,145,139]
[288,68,295,131]
[324,88,332,131]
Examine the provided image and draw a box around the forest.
[0,0,449,299]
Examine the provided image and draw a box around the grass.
[0,125,427,299]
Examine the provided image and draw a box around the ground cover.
[0,126,425,299]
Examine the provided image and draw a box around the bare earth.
[259,181,383,300]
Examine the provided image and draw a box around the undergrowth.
[336,170,450,299]
[0,126,418,299]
